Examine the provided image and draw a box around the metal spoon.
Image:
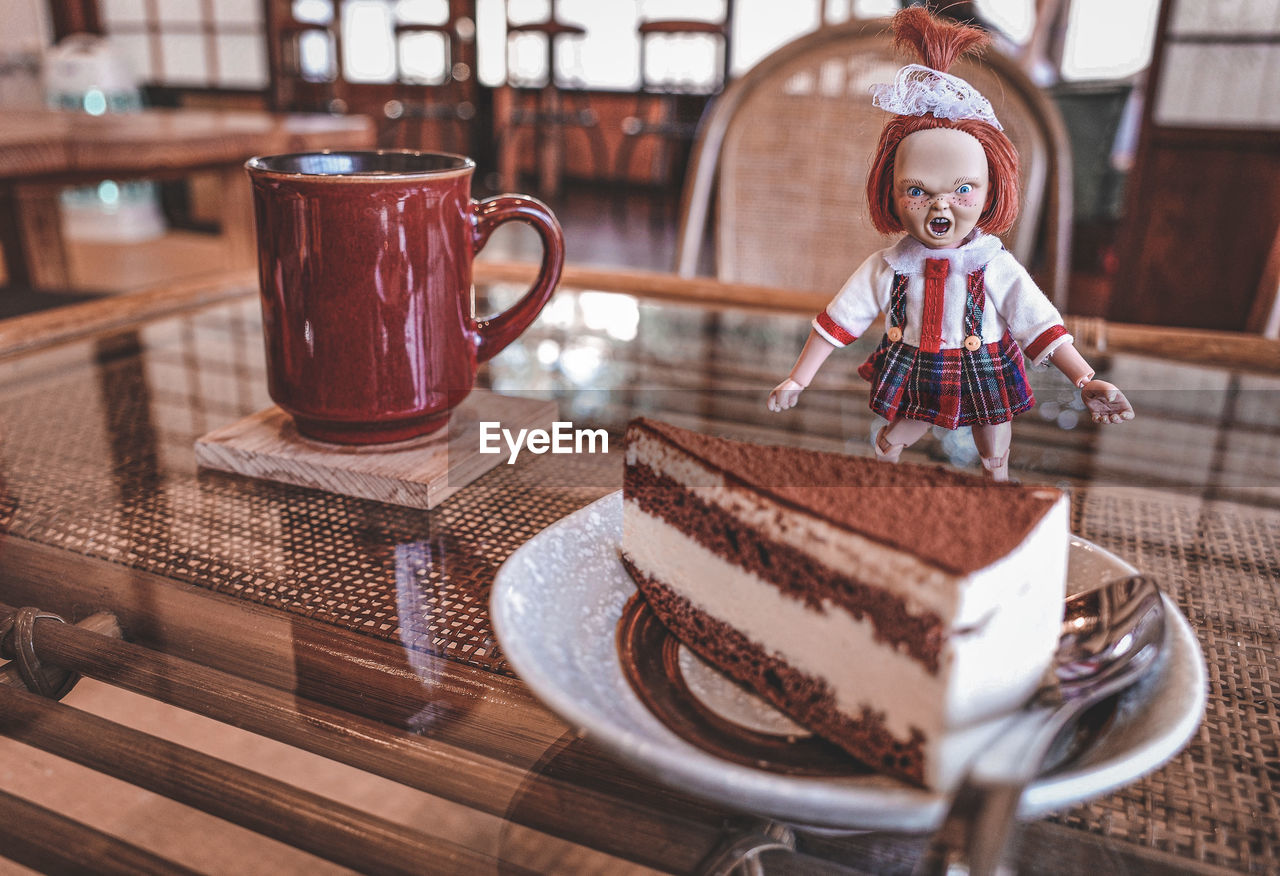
[915,574,1166,876]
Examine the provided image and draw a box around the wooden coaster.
[194,391,559,509]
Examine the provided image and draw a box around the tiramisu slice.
[620,417,1068,788]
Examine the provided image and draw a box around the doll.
[766,7,1132,481]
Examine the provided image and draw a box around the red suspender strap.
[920,258,949,353]
[964,269,986,339]
[889,272,909,327]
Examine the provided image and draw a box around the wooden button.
[887,326,903,342]
[964,335,982,351]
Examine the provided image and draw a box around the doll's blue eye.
[907,186,924,198]
[957,184,973,195]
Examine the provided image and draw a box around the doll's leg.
[875,418,931,464]
[972,421,1013,481]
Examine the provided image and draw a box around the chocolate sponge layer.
[622,556,927,786]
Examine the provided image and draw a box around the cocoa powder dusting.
[628,418,1062,576]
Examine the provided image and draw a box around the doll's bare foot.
[981,449,1010,482]
[874,427,907,464]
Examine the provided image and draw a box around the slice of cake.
[620,417,1068,789]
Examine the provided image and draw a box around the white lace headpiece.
[870,63,1002,131]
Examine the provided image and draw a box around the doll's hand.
[1081,380,1134,424]
[768,378,806,412]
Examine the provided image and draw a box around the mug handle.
[470,195,565,364]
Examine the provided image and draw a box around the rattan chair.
[675,18,1073,309]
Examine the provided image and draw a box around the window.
[100,0,269,89]
[478,0,755,90]
[1059,0,1162,82]
[974,0,1035,43]
[101,2,1164,95]
[474,0,1157,92]
[975,0,1163,82]
[287,0,455,86]
[1154,0,1280,129]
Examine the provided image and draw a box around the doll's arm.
[769,251,886,412]
[1048,343,1135,424]
[992,256,1134,424]
[767,330,837,412]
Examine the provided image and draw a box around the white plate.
[491,491,1206,832]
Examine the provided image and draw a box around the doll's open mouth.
[929,218,952,236]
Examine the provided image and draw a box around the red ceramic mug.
[245,150,564,445]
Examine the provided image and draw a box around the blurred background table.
[0,108,375,290]
[0,266,1276,874]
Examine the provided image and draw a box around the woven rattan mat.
[1,343,1278,870]
[1059,486,1280,871]
[0,417,615,675]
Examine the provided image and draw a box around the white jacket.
[812,232,1071,366]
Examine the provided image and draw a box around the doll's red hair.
[865,7,1020,236]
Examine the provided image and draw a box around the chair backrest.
[675,18,1073,308]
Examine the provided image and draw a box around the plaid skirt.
[856,332,1034,429]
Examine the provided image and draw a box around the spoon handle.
[913,703,1076,876]
[913,776,1028,876]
